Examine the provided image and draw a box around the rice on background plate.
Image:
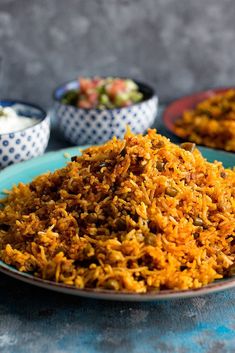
[173,89,235,152]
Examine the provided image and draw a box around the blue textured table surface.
[0,108,235,353]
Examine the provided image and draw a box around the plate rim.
[1,260,235,301]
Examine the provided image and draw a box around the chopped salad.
[61,77,143,109]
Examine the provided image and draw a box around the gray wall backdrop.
[1,0,235,108]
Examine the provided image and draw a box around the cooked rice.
[174,90,235,152]
[0,129,234,293]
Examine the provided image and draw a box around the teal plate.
[0,146,234,301]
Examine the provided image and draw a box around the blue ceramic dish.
[0,146,234,301]
[0,100,50,168]
[53,79,158,145]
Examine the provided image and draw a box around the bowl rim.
[0,99,49,137]
[52,77,157,112]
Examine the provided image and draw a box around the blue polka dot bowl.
[53,79,158,145]
[0,100,50,168]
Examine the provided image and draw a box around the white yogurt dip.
[0,106,39,134]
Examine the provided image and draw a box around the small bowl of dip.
[0,100,50,168]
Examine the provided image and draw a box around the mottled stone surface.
[1,0,235,108]
[0,272,235,353]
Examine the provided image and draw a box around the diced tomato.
[106,80,127,99]
[79,77,103,94]
[78,99,92,109]
[92,77,102,87]
[79,78,94,93]
[87,92,98,105]
[121,100,132,107]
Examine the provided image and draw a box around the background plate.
[0,146,235,301]
[162,87,235,151]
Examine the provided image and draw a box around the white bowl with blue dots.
[0,101,50,168]
[53,79,158,145]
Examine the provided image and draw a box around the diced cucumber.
[114,92,129,106]
[100,94,110,105]
[129,91,143,103]
[125,79,138,91]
